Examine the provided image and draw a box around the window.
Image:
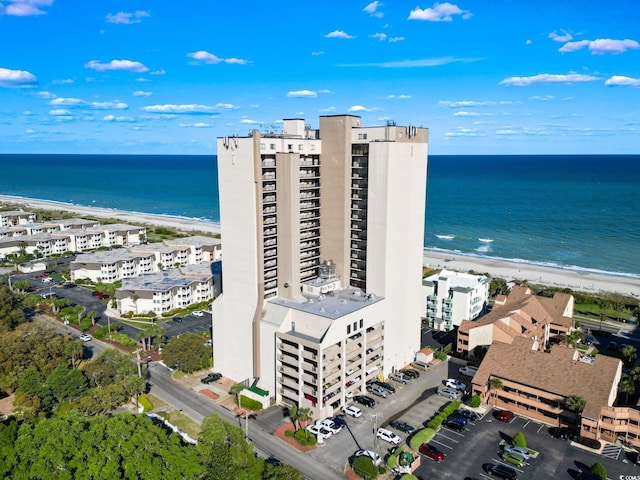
[359,319,363,328]
[287,144,293,151]
[270,143,276,150]
[353,321,357,331]
[298,144,304,151]
[260,143,265,150]
[347,325,351,334]
[358,133,368,140]
[310,144,316,151]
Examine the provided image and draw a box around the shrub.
[590,462,607,479]
[239,395,262,411]
[470,395,482,408]
[352,455,377,479]
[433,350,448,361]
[408,427,435,450]
[512,432,527,448]
[284,430,294,437]
[387,447,403,468]
[293,429,316,446]
[426,419,440,430]
[138,396,153,412]
[80,316,93,331]
[442,343,453,354]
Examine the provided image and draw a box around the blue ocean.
[0,154,638,278]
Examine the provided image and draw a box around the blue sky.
[1,0,639,155]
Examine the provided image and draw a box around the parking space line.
[491,458,524,473]
[522,419,531,429]
[431,439,454,450]
[437,430,463,440]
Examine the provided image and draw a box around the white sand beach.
[2,195,638,297]
[0,195,221,235]
[424,250,640,297]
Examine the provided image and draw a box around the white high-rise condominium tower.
[213,115,429,417]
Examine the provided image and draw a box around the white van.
[458,365,478,377]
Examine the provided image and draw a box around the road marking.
[491,458,524,473]
[431,439,454,449]
[522,419,531,428]
[537,423,545,433]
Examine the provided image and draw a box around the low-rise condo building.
[0,210,36,227]
[422,269,489,331]
[115,264,216,315]
[457,286,575,356]
[472,336,627,443]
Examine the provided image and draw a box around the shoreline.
[2,195,638,297]
[0,195,221,236]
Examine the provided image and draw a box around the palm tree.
[622,345,638,367]
[297,407,313,429]
[288,404,300,431]
[489,377,503,406]
[566,395,586,413]
[130,293,140,315]
[619,379,636,405]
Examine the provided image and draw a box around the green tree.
[0,284,27,332]
[297,407,313,429]
[512,431,527,448]
[590,462,607,479]
[562,330,585,347]
[11,279,31,293]
[619,378,636,404]
[82,349,137,389]
[262,462,304,480]
[288,404,300,430]
[622,345,638,366]
[489,277,510,297]
[566,395,586,414]
[46,364,88,403]
[489,377,503,406]
[138,323,164,351]
[161,333,211,373]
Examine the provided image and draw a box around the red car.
[419,443,445,462]
[92,291,102,296]
[98,293,110,299]
[495,410,515,422]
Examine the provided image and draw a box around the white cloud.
[0,0,53,16]
[499,73,600,86]
[133,90,152,97]
[526,39,532,45]
[389,37,405,43]
[559,38,639,54]
[52,78,74,85]
[135,77,151,82]
[287,90,317,98]
[142,104,222,114]
[439,100,519,107]
[240,118,260,124]
[149,69,165,75]
[408,2,471,22]
[49,97,128,109]
[364,1,384,18]
[453,111,489,117]
[319,106,337,113]
[325,30,356,39]
[36,90,55,98]
[0,67,38,87]
[188,51,223,64]
[347,105,376,112]
[444,128,484,138]
[318,89,332,94]
[49,108,71,116]
[103,115,135,122]
[187,51,249,65]
[106,11,150,24]
[549,30,573,42]
[339,56,481,68]
[530,95,555,101]
[371,33,387,41]
[605,75,640,87]
[387,94,411,99]
[311,51,325,56]
[85,59,149,72]
[178,122,211,127]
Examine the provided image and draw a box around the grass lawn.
[146,393,202,439]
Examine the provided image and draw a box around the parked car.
[366,385,388,398]
[92,290,102,296]
[503,445,530,459]
[306,423,332,440]
[389,372,411,384]
[368,380,395,393]
[319,418,342,434]
[411,360,430,370]
[353,450,382,466]
[447,413,468,425]
[79,333,92,342]
[331,416,347,429]
[401,368,420,378]
[342,405,362,418]
[483,463,518,480]
[445,378,466,390]
[353,395,375,408]
[97,293,110,299]
[502,451,527,467]
[459,365,478,377]
[419,443,445,462]
[436,387,461,400]
[173,317,183,323]
[455,409,480,421]
[389,421,415,434]
[376,428,401,445]
[200,372,222,384]
[192,310,205,317]
[443,419,465,431]
[607,340,618,350]
[495,410,515,422]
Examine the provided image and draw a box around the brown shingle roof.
[473,336,621,419]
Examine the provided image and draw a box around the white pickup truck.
[458,365,478,377]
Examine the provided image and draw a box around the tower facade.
[213,115,428,416]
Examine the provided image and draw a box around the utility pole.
[133,349,142,378]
